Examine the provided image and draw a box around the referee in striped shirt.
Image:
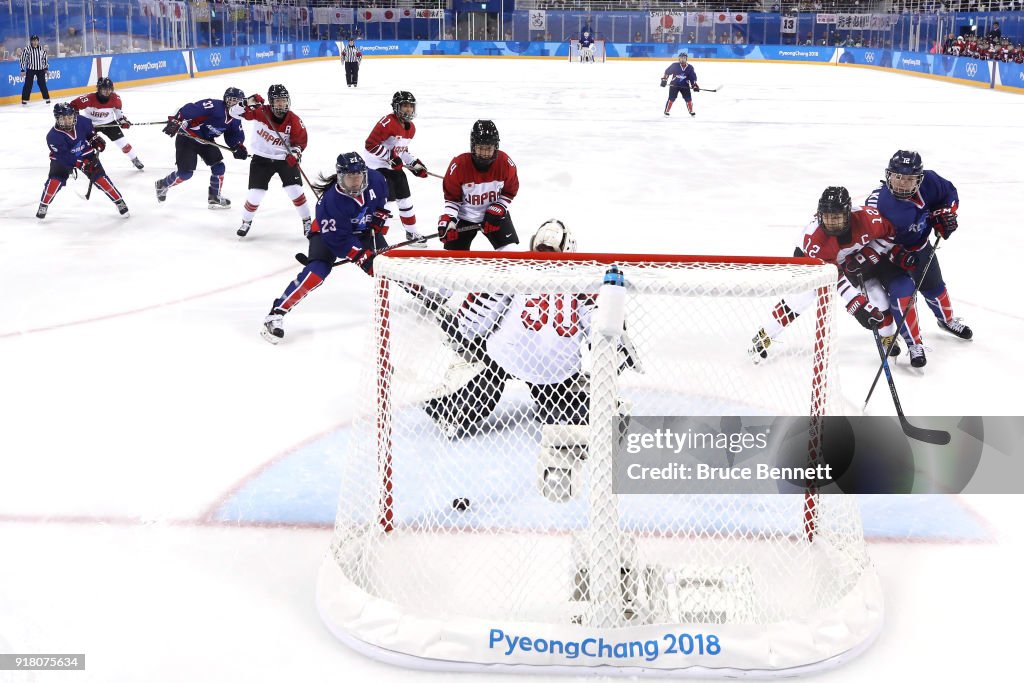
[20,35,51,105]
[342,40,362,88]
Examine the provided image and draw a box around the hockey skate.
[154,178,168,202]
[749,328,772,363]
[405,230,428,248]
[132,158,145,170]
[208,191,231,209]
[881,334,901,357]
[237,220,252,238]
[115,199,129,216]
[937,318,973,340]
[261,312,284,344]
[35,203,48,219]
[908,343,927,368]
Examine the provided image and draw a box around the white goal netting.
[317,252,881,677]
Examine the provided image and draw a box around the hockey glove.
[889,245,919,271]
[76,156,101,178]
[347,246,375,276]
[408,159,428,178]
[691,82,700,92]
[437,214,459,243]
[162,116,183,137]
[369,208,391,235]
[389,152,404,170]
[117,117,132,129]
[87,133,106,153]
[847,294,884,330]
[286,147,302,167]
[231,144,249,161]
[660,77,668,88]
[482,203,507,234]
[244,93,265,111]
[842,246,882,278]
[928,207,958,239]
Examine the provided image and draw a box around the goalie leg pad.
[423,360,508,437]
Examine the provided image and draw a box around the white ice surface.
[1,57,1022,681]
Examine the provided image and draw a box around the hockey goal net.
[318,252,881,676]
[569,38,606,62]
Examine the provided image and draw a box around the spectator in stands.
[633,32,643,42]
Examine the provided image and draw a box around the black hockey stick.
[856,276,950,445]
[94,120,167,128]
[863,234,942,409]
[696,84,724,93]
[294,223,482,268]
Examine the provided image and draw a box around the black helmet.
[267,84,290,118]
[885,150,924,199]
[96,77,114,101]
[30,35,39,42]
[470,120,500,170]
[816,186,852,236]
[391,91,416,122]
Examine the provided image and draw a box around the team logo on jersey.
[210,52,222,67]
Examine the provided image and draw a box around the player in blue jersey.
[36,102,128,219]
[864,150,973,368]
[578,31,596,63]
[261,152,391,344]
[660,52,699,117]
[155,87,248,209]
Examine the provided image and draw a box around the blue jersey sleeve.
[223,118,244,148]
[919,170,958,211]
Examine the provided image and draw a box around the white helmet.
[530,219,577,253]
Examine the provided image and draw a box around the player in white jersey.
[70,77,144,169]
[229,84,311,237]
[421,220,641,437]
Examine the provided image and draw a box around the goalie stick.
[856,275,950,445]
[863,234,943,409]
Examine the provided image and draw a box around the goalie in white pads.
[579,31,596,63]
[420,220,642,439]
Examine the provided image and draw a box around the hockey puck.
[452,498,471,512]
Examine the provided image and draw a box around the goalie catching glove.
[846,294,884,330]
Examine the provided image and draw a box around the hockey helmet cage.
[885,150,924,199]
[816,186,852,236]
[96,77,114,95]
[268,84,290,118]
[470,120,500,170]
[391,91,416,122]
[531,219,577,253]
[53,102,77,131]
[223,86,245,109]
[336,152,368,197]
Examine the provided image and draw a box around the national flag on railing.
[714,13,733,25]
[360,8,401,23]
[686,12,709,27]
[649,13,684,34]
[731,13,748,25]
[528,9,547,31]
[417,9,445,20]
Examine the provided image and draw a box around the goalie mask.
[268,84,290,118]
[816,186,852,236]
[885,150,924,200]
[336,152,368,198]
[53,102,77,132]
[530,219,577,253]
[470,120,500,171]
[391,91,416,122]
